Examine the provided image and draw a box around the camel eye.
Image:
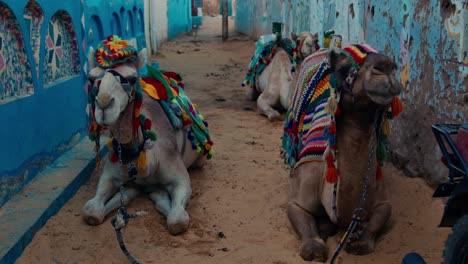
[87,75,96,85]
[126,76,137,85]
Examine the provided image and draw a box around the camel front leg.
[257,93,281,121]
[345,201,391,255]
[288,203,328,262]
[82,161,121,225]
[102,186,141,216]
[245,86,259,101]
[149,187,171,217]
[165,172,192,235]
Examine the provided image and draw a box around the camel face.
[298,33,319,58]
[333,52,402,111]
[87,49,146,126]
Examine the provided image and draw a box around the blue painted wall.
[236,0,468,181]
[0,0,145,207]
[168,0,192,39]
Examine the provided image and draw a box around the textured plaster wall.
[236,0,468,182]
[0,0,145,207]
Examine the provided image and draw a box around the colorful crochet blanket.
[140,65,214,158]
[282,48,334,169]
[282,44,402,183]
[242,34,297,91]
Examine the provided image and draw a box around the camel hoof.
[168,219,189,235]
[83,215,103,226]
[267,112,281,121]
[167,210,190,235]
[299,238,328,262]
[345,239,375,255]
[82,200,104,226]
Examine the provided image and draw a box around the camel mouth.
[94,107,119,127]
[367,91,393,106]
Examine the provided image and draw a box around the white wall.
[145,0,168,56]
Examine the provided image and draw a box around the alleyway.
[18,17,450,264]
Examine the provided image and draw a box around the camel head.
[86,36,147,128]
[291,32,320,59]
[329,44,402,112]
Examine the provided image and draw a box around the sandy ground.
[18,16,450,264]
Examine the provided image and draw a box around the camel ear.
[291,32,298,41]
[88,47,96,70]
[136,48,148,70]
[328,48,351,84]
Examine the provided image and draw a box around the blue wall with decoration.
[235,0,468,182]
[0,0,145,207]
[168,0,192,40]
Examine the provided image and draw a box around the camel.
[82,35,212,236]
[282,44,403,262]
[245,32,319,121]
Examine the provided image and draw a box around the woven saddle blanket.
[242,34,296,91]
[282,48,335,169]
[140,65,214,158]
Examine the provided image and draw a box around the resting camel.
[282,44,403,262]
[245,32,319,121]
[82,35,212,235]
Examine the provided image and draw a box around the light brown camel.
[246,32,319,121]
[282,44,403,262]
[82,36,212,236]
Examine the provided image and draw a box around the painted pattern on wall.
[0,3,33,103]
[43,11,80,85]
[23,0,43,77]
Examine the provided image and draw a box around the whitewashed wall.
[144,0,168,56]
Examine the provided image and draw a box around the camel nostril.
[95,93,113,109]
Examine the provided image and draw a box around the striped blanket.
[282,48,335,169]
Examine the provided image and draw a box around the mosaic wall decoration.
[43,11,80,86]
[23,0,44,78]
[0,3,33,103]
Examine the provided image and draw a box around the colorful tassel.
[376,165,383,181]
[325,153,338,183]
[144,119,152,130]
[382,118,391,136]
[391,96,403,117]
[132,118,140,132]
[110,152,119,163]
[106,139,113,149]
[325,90,338,114]
[136,151,148,172]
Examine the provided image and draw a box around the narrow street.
[18,16,450,264]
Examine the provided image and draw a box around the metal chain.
[329,121,377,264]
[111,127,142,264]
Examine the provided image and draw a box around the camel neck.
[334,111,379,226]
[109,101,142,146]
